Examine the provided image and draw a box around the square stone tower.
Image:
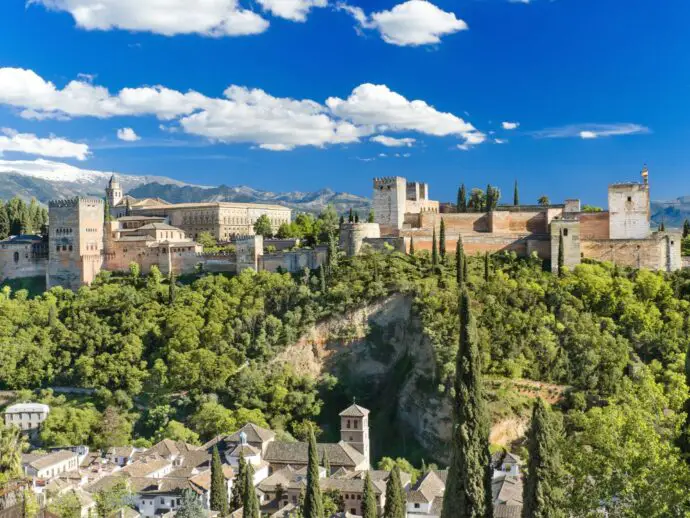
[608,169,651,240]
[47,198,104,290]
[339,403,370,468]
[550,219,581,274]
[105,175,123,210]
[373,177,407,233]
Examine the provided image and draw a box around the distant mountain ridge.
[128,183,372,214]
[651,197,690,228]
[0,159,371,215]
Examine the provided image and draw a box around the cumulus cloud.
[502,121,519,130]
[328,83,484,148]
[533,123,650,139]
[340,0,467,46]
[117,127,140,141]
[0,67,485,151]
[27,0,269,37]
[0,128,89,160]
[370,135,416,147]
[256,0,327,21]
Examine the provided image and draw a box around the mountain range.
[0,159,371,215]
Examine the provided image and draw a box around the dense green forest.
[1,248,690,514]
[0,196,49,239]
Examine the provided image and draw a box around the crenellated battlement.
[373,177,404,188]
[49,197,104,208]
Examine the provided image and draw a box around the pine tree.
[557,231,565,277]
[243,462,259,518]
[432,227,439,268]
[409,237,415,256]
[230,454,247,511]
[322,449,330,475]
[0,202,9,240]
[210,445,228,516]
[684,219,690,238]
[168,273,177,305]
[484,252,490,282]
[458,184,467,213]
[383,466,405,518]
[361,471,377,518]
[368,210,375,223]
[439,219,447,261]
[513,180,519,206]
[456,237,465,289]
[441,289,492,518]
[522,399,565,518]
[303,426,324,518]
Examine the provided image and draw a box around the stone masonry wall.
[580,234,680,271]
[579,212,610,239]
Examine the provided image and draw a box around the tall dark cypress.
[458,184,467,213]
[513,180,519,206]
[439,219,447,261]
[683,219,690,238]
[484,252,490,282]
[125,199,132,217]
[354,212,360,223]
[210,446,228,515]
[456,237,465,289]
[303,426,324,518]
[557,231,565,277]
[168,272,177,305]
[522,399,565,518]
[243,463,259,518]
[432,227,439,267]
[361,471,377,518]
[441,289,493,518]
[485,184,494,212]
[230,454,246,511]
[348,208,354,223]
[104,197,112,223]
[322,449,330,475]
[409,237,415,256]
[383,466,405,518]
[660,219,666,232]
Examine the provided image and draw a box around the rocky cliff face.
[276,294,454,462]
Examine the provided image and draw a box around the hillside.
[651,196,690,228]
[128,182,372,215]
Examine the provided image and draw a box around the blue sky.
[0,0,689,206]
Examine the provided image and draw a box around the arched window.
[13,251,19,263]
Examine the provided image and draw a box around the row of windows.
[55,228,73,234]
[345,419,359,429]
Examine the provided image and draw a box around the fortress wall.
[0,247,47,281]
[581,237,667,271]
[407,235,549,258]
[260,248,327,273]
[419,212,490,232]
[579,212,610,239]
[490,210,548,234]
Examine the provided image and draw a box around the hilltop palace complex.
[0,167,682,290]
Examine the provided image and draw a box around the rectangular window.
[563,228,568,237]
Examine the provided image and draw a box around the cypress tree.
[355,212,360,223]
[339,215,344,226]
[125,199,132,217]
[303,426,324,518]
[458,184,467,213]
[383,466,405,518]
[557,231,565,277]
[456,237,465,289]
[322,449,330,475]
[409,237,415,256]
[683,219,690,238]
[439,219,447,261]
[168,272,176,305]
[513,180,519,206]
[104,198,112,223]
[522,399,565,518]
[210,446,228,516]
[230,454,246,511]
[348,208,354,223]
[432,227,439,267]
[659,219,666,232]
[361,471,377,518]
[368,210,375,223]
[243,462,259,518]
[484,252,490,282]
[441,289,492,518]
[485,184,493,212]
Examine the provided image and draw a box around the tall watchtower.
[47,197,105,290]
[373,177,407,233]
[608,166,651,240]
[339,403,370,468]
[105,175,123,209]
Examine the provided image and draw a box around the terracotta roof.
[263,441,365,468]
[137,223,182,231]
[121,457,171,478]
[189,466,234,492]
[27,450,77,470]
[107,447,137,459]
[226,423,276,445]
[257,466,298,492]
[141,439,197,459]
[136,202,289,211]
[407,470,445,504]
[492,474,523,507]
[230,444,260,457]
[338,404,370,418]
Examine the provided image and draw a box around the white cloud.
[494,138,507,144]
[28,0,269,37]
[340,0,467,46]
[327,83,484,148]
[457,131,487,150]
[502,121,519,130]
[0,128,89,160]
[0,68,485,151]
[117,127,140,141]
[256,0,327,21]
[533,123,650,139]
[370,135,416,147]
